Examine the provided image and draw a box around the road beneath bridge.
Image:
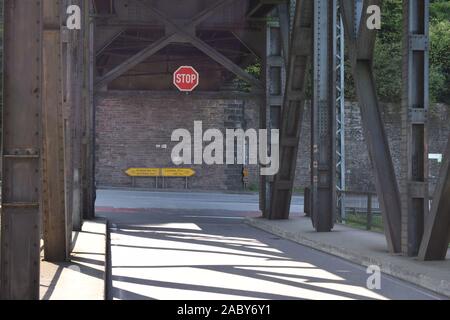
[96,189,444,300]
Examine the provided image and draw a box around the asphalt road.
[96,189,445,300]
[96,188,380,212]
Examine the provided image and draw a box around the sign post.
[125,168,196,189]
[173,66,200,92]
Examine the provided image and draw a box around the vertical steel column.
[400,0,430,256]
[310,0,336,231]
[335,2,346,222]
[42,0,69,261]
[341,0,402,253]
[289,0,297,31]
[261,11,286,218]
[260,25,269,217]
[60,0,71,251]
[278,3,290,64]
[416,0,450,260]
[71,0,84,230]
[0,2,3,116]
[82,0,96,220]
[269,0,314,220]
[1,0,43,299]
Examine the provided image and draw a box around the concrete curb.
[245,217,450,298]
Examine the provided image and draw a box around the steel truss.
[270,0,434,255]
[269,0,313,219]
[400,0,430,256]
[1,0,444,302]
[95,0,262,90]
[260,8,287,216]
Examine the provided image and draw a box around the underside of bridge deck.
[0,0,448,300]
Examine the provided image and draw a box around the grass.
[246,184,304,195]
[341,211,384,233]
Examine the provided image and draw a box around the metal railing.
[304,188,382,231]
[337,190,381,231]
[304,185,436,232]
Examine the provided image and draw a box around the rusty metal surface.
[82,0,96,220]
[310,0,336,231]
[400,0,430,256]
[341,0,402,253]
[42,0,69,262]
[269,0,313,220]
[1,0,43,299]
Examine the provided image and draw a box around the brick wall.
[291,102,450,192]
[95,92,450,192]
[95,91,262,190]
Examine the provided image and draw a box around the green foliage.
[367,0,450,103]
[228,1,450,104]
[430,64,447,102]
[430,19,450,101]
[430,0,450,21]
[233,60,262,92]
[374,38,402,102]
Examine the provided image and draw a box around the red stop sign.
[173,66,199,92]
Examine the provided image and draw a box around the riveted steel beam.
[278,2,291,62]
[95,26,125,56]
[61,0,84,236]
[82,0,96,220]
[269,0,314,219]
[95,0,262,90]
[42,0,70,262]
[400,0,430,256]
[309,0,337,231]
[1,0,43,299]
[260,11,286,217]
[341,0,402,253]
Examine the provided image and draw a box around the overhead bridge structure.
[0,0,449,300]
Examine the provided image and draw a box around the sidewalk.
[40,219,107,300]
[245,216,450,298]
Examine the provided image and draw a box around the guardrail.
[305,188,433,232]
[304,188,381,231]
[337,190,381,231]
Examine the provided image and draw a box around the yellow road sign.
[162,168,196,177]
[125,168,161,177]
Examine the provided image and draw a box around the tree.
[369,0,450,103]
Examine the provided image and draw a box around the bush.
[430,19,450,102]
[361,0,450,104]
